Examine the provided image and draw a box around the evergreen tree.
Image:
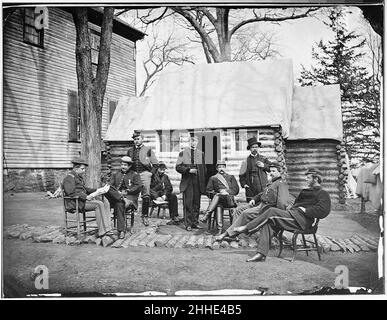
[298,8,380,167]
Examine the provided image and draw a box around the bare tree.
[139,32,194,96]
[72,7,114,187]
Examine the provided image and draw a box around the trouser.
[84,198,112,237]
[245,207,306,256]
[139,171,152,217]
[183,178,201,227]
[167,193,179,219]
[226,203,263,237]
[246,175,263,202]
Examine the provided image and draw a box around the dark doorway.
[196,130,221,183]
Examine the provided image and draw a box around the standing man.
[150,161,179,225]
[200,160,239,235]
[104,156,142,238]
[176,135,207,231]
[233,168,331,262]
[127,131,159,226]
[239,137,270,202]
[63,158,112,238]
[215,161,289,241]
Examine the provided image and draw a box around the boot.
[200,194,220,223]
[142,197,150,226]
[215,206,224,236]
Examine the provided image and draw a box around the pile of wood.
[4,222,379,253]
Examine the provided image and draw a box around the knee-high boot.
[141,196,150,226]
[200,194,220,223]
[216,206,224,235]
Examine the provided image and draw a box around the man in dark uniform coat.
[150,161,179,224]
[62,157,112,237]
[200,160,239,235]
[239,137,270,202]
[104,156,142,238]
[215,161,289,241]
[127,131,159,226]
[176,135,207,231]
[233,168,331,262]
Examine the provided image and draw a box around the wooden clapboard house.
[3,7,145,192]
[104,59,345,203]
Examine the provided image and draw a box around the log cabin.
[3,7,145,192]
[103,59,345,203]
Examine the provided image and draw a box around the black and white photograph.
[1,0,384,300]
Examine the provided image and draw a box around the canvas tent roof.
[104,59,294,141]
[288,85,343,141]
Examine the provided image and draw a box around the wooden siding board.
[3,7,137,169]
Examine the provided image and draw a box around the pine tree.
[298,8,380,167]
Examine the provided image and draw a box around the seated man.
[104,156,142,238]
[215,161,289,241]
[233,168,331,262]
[150,161,179,224]
[200,160,239,235]
[63,157,112,238]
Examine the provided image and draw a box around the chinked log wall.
[284,139,342,203]
[104,127,282,203]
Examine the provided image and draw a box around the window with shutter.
[68,90,80,142]
[90,29,100,78]
[108,100,117,124]
[235,129,259,151]
[23,8,44,47]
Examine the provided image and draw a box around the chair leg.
[228,209,233,225]
[277,230,284,258]
[302,234,309,256]
[149,205,154,218]
[64,210,68,237]
[157,207,161,218]
[76,210,81,240]
[313,233,322,260]
[162,208,166,219]
[83,212,87,231]
[291,232,299,262]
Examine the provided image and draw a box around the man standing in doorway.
[239,137,270,202]
[176,135,207,231]
[127,131,159,226]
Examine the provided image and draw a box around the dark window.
[90,29,100,78]
[23,8,44,47]
[68,90,80,142]
[108,100,117,124]
[235,129,259,151]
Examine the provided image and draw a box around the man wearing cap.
[239,137,271,202]
[127,131,159,226]
[233,168,331,262]
[104,156,142,238]
[150,162,179,224]
[63,158,112,237]
[176,135,207,231]
[200,160,239,235]
[214,161,289,241]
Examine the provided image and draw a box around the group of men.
[63,132,331,262]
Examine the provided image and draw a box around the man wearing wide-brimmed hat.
[200,160,239,235]
[232,167,331,263]
[104,156,142,238]
[239,136,271,202]
[215,161,289,242]
[62,157,112,237]
[150,161,179,224]
[127,131,159,226]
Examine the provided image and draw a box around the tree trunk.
[72,7,114,188]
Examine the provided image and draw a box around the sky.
[124,6,378,96]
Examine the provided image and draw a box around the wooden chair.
[63,196,98,239]
[208,207,234,231]
[112,203,136,233]
[149,200,169,219]
[277,218,321,262]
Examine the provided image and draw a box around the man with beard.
[233,168,331,262]
[150,162,179,225]
[239,137,270,202]
[127,131,159,226]
[214,161,289,241]
[200,160,239,235]
[176,135,207,231]
[104,156,142,238]
[63,158,112,238]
